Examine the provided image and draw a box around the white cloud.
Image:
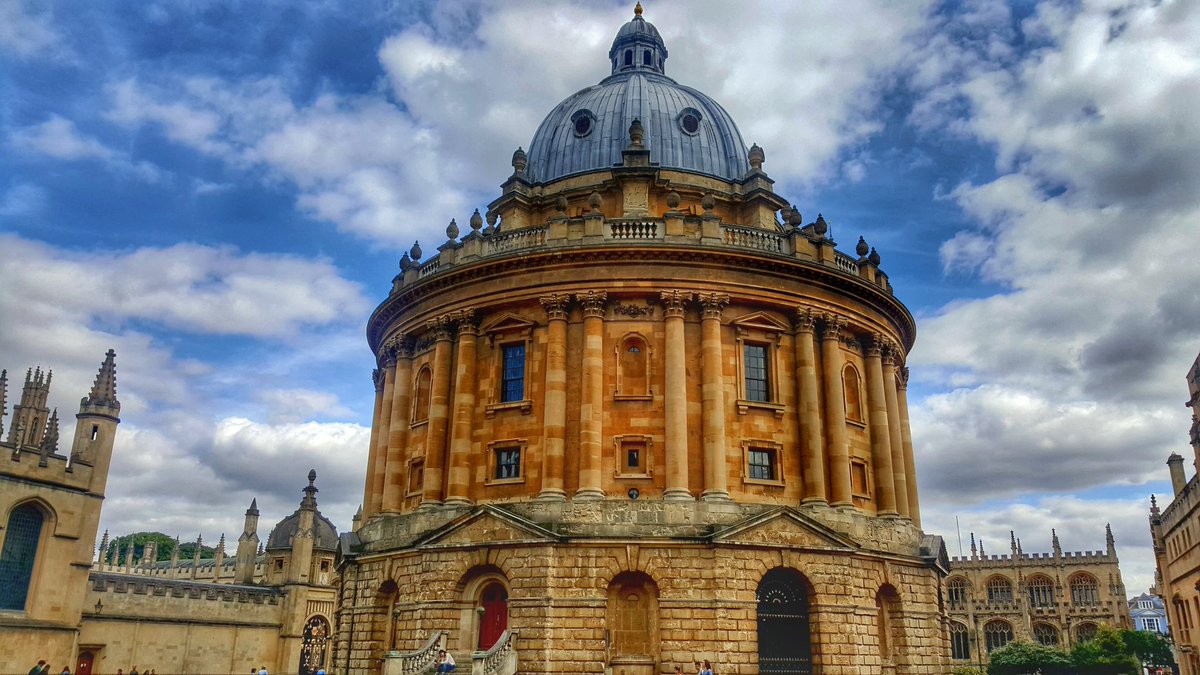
[258,388,354,424]
[0,1,65,59]
[9,115,165,181]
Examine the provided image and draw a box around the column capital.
[427,315,456,341]
[453,308,479,336]
[821,313,847,341]
[379,345,398,368]
[882,339,900,366]
[383,333,413,362]
[576,290,608,318]
[659,290,693,318]
[865,332,886,356]
[372,368,384,393]
[540,293,571,321]
[697,292,729,320]
[897,366,910,390]
[795,307,818,333]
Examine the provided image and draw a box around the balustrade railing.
[486,226,546,254]
[722,224,783,253]
[418,258,440,278]
[473,630,518,675]
[384,630,447,675]
[608,219,659,239]
[834,250,858,274]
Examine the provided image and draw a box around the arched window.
[1076,622,1098,643]
[1070,574,1099,605]
[643,50,652,65]
[413,366,432,422]
[299,615,330,675]
[949,622,970,660]
[1027,575,1055,607]
[1033,623,1059,646]
[0,502,46,610]
[984,619,1013,653]
[617,335,649,397]
[624,49,633,66]
[947,577,968,609]
[876,584,901,661]
[843,364,863,422]
[607,571,659,666]
[374,580,399,656]
[986,576,1013,605]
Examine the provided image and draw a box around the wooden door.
[76,652,94,675]
[478,583,508,650]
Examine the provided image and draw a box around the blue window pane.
[744,343,769,402]
[496,448,521,479]
[502,344,525,402]
[0,504,44,610]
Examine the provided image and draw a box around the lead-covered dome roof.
[525,6,750,184]
[266,510,339,551]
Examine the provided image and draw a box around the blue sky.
[2,0,1197,593]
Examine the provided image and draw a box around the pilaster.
[576,291,607,500]
[795,308,827,505]
[698,292,730,501]
[821,314,853,507]
[864,333,898,517]
[661,290,693,501]
[538,294,570,501]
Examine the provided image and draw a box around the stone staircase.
[383,630,518,675]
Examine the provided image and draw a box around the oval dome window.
[572,110,596,137]
[678,108,702,135]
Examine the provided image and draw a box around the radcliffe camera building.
[1150,350,1200,675]
[338,6,949,675]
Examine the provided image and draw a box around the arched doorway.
[76,652,95,675]
[478,582,509,650]
[757,568,812,675]
[606,571,659,675]
[300,615,330,675]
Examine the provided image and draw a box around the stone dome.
[266,509,339,551]
[524,7,750,184]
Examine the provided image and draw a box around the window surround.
[406,458,425,497]
[842,362,866,427]
[410,364,432,427]
[732,313,788,417]
[741,440,784,487]
[482,314,536,417]
[613,434,653,479]
[850,459,871,500]
[613,333,653,401]
[485,439,528,486]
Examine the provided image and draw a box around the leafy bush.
[1069,625,1141,675]
[986,640,1073,675]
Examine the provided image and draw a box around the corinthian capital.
[576,290,608,318]
[821,313,846,341]
[897,366,910,390]
[882,339,901,366]
[427,315,455,341]
[453,309,479,335]
[372,368,384,392]
[540,293,570,321]
[697,292,729,320]
[864,332,886,356]
[659,290,693,318]
[795,307,818,333]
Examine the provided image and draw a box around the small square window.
[742,441,782,485]
[749,448,775,480]
[501,343,526,403]
[486,439,527,485]
[613,435,653,478]
[495,446,521,480]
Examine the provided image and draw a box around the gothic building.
[1150,350,1200,675]
[945,529,1130,666]
[336,6,949,675]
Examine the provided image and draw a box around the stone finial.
[485,210,498,229]
[555,195,568,213]
[970,532,977,558]
[399,252,411,270]
[786,206,802,229]
[511,147,527,174]
[748,143,764,171]
[634,1,643,16]
[588,190,604,211]
[85,350,119,410]
[628,118,645,147]
[1151,493,1160,516]
[665,191,680,210]
[856,236,869,257]
[446,219,459,241]
[813,213,828,236]
[869,247,881,266]
[410,241,423,260]
[301,469,319,508]
[701,193,715,213]
[246,497,259,516]
[469,208,483,232]
[1052,528,1062,557]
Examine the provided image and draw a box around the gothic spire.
[1052,528,1062,557]
[39,408,59,461]
[84,349,120,411]
[1106,522,1116,557]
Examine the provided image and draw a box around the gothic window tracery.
[947,577,968,609]
[1076,622,1098,643]
[1069,574,1099,606]
[984,619,1013,653]
[1033,623,1059,646]
[0,502,46,610]
[986,576,1013,605]
[949,621,970,660]
[1027,575,1055,607]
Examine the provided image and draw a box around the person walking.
[435,650,456,673]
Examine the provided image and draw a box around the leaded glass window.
[949,622,970,660]
[0,503,44,610]
[984,620,1013,653]
[501,343,525,402]
[947,577,968,609]
[1027,575,1055,607]
[986,576,1013,605]
[1070,574,1099,606]
[1033,623,1059,646]
[1076,622,1098,643]
[744,343,769,402]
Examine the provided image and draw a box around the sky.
[1,0,1196,595]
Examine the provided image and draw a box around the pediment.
[481,313,536,335]
[415,505,558,548]
[730,311,790,333]
[710,507,858,550]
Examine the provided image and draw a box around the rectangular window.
[748,448,775,480]
[1143,617,1160,632]
[626,445,642,473]
[494,446,522,480]
[501,343,526,402]
[743,343,769,402]
[407,460,424,495]
[91,425,99,441]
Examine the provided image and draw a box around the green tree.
[105,532,215,563]
[1119,628,1176,669]
[1069,625,1141,675]
[986,640,1073,675]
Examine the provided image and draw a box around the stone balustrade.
[472,630,517,675]
[383,630,447,675]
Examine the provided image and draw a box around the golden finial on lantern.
[634,2,643,16]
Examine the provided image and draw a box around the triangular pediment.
[481,313,536,334]
[710,507,858,550]
[415,505,558,548]
[730,311,790,333]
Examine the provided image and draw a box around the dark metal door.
[757,570,811,675]
[299,616,329,675]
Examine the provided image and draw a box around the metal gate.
[756,569,811,675]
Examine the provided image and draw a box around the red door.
[76,652,94,675]
[478,583,508,650]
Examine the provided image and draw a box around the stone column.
[576,290,607,500]
[420,317,455,508]
[821,314,853,507]
[698,292,730,501]
[661,290,693,501]
[795,308,826,505]
[864,333,898,516]
[539,294,569,501]
[897,366,921,526]
[882,342,910,518]
[361,368,385,518]
[445,312,478,507]
[382,336,413,513]
[369,352,396,518]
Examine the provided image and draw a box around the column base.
[417,500,443,511]
[700,489,731,502]
[663,488,694,501]
[536,489,567,502]
[573,488,605,501]
[442,497,473,508]
[878,510,901,519]
[800,497,829,507]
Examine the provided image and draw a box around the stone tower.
[0,350,120,671]
[236,498,261,584]
[336,7,949,675]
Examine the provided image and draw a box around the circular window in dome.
[571,109,596,138]
[678,107,703,136]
